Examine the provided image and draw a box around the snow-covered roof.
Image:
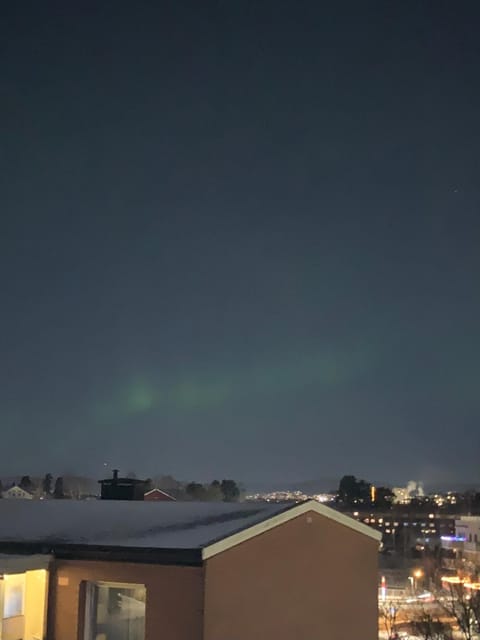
[0,499,381,559]
[0,499,287,548]
[3,484,33,495]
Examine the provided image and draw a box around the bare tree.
[436,583,480,640]
[379,601,401,638]
[411,609,453,640]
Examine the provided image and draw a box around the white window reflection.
[85,582,146,640]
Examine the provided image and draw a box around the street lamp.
[408,576,414,594]
[411,569,423,592]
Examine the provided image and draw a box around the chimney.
[112,469,119,482]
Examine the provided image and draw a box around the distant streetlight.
[410,569,423,592]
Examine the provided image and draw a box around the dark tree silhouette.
[337,475,371,506]
[19,475,35,493]
[374,486,395,509]
[42,473,53,496]
[53,477,65,499]
[205,481,223,501]
[411,610,453,640]
[185,482,206,500]
[221,479,240,502]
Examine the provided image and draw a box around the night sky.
[2,1,479,488]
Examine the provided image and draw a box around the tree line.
[127,471,243,502]
[0,473,242,502]
[336,474,395,509]
[144,475,242,502]
[0,474,65,498]
[184,479,241,502]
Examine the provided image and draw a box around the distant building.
[2,484,34,500]
[144,488,176,501]
[99,469,149,500]
[392,481,424,504]
[441,516,480,579]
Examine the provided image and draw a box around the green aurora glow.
[92,346,377,425]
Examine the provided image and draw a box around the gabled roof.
[144,488,176,500]
[0,499,381,562]
[202,499,381,559]
[2,484,33,496]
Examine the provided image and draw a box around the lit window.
[85,582,146,640]
[3,573,25,618]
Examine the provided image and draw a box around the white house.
[2,485,34,500]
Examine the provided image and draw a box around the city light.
[441,576,464,584]
[381,575,386,602]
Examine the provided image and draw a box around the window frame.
[83,580,146,640]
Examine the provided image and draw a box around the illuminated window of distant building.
[84,581,146,640]
[3,573,25,618]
